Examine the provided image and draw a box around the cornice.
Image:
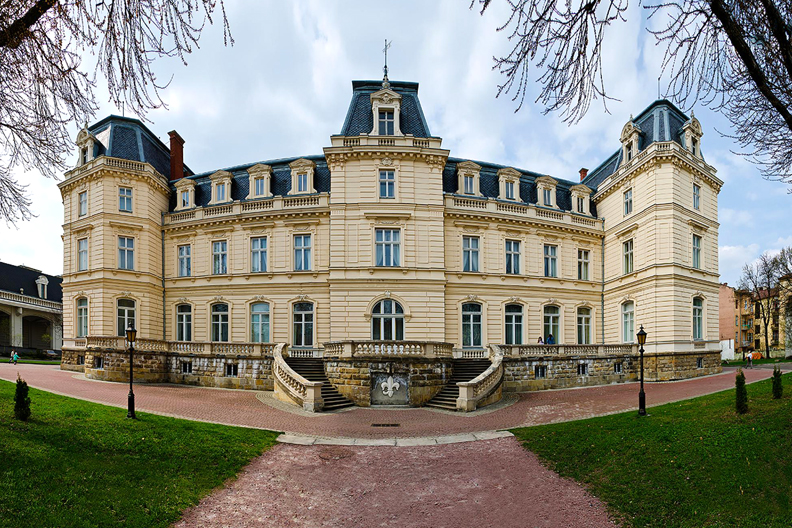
[444,210,602,237]
[323,148,450,172]
[163,209,331,233]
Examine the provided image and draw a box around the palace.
[59,78,723,411]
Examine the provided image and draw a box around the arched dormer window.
[497,167,522,201]
[370,88,403,136]
[75,128,97,167]
[288,158,316,195]
[570,184,592,215]
[208,170,233,205]
[535,175,558,209]
[682,114,703,158]
[35,276,48,299]
[456,161,482,197]
[620,119,642,166]
[246,164,272,199]
[174,177,196,210]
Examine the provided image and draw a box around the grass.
[512,373,792,528]
[7,359,62,365]
[0,380,279,527]
[723,358,789,367]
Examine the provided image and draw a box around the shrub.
[772,367,783,399]
[735,369,748,414]
[14,374,31,421]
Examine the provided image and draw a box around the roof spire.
[382,39,392,89]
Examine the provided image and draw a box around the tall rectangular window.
[117,299,135,337]
[293,302,314,347]
[505,240,520,274]
[217,183,227,202]
[544,245,557,278]
[176,304,192,341]
[463,174,475,194]
[297,173,308,193]
[78,192,87,217]
[251,237,267,272]
[294,234,311,271]
[211,304,229,342]
[78,238,88,271]
[118,237,134,270]
[180,190,190,208]
[378,110,394,135]
[693,298,703,340]
[178,245,191,277]
[623,239,634,274]
[543,188,552,206]
[119,187,133,212]
[379,170,395,198]
[577,308,592,344]
[76,298,88,337]
[505,181,515,200]
[462,236,479,272]
[254,178,266,196]
[577,249,589,281]
[622,302,635,343]
[693,184,701,210]
[692,234,702,269]
[212,241,227,275]
[623,189,633,215]
[577,196,584,213]
[251,303,270,342]
[375,229,400,267]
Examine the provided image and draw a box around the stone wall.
[167,355,273,390]
[643,350,721,381]
[60,349,85,372]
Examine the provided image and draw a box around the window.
[117,299,135,337]
[692,235,702,269]
[462,303,483,348]
[251,237,267,273]
[254,177,266,196]
[119,187,132,212]
[622,302,635,343]
[577,196,584,214]
[297,173,308,193]
[293,302,314,347]
[504,304,523,345]
[577,307,591,344]
[118,237,134,270]
[211,304,229,342]
[371,300,404,340]
[614,362,623,374]
[76,298,88,337]
[577,249,589,281]
[543,306,559,343]
[176,304,192,341]
[544,245,557,278]
[78,238,88,271]
[375,229,401,267]
[36,279,47,299]
[577,363,588,376]
[623,189,633,216]
[180,190,190,208]
[623,239,634,274]
[216,182,226,202]
[534,365,547,379]
[691,138,699,155]
[212,241,227,275]
[251,302,270,343]
[505,240,520,274]
[379,170,395,199]
[294,234,312,271]
[225,363,238,377]
[94,356,104,369]
[505,181,515,200]
[181,361,193,374]
[693,297,703,340]
[178,245,191,277]
[78,192,87,216]
[543,188,552,206]
[462,236,479,272]
[77,355,85,365]
[80,147,89,165]
[696,357,703,369]
[463,174,475,194]
[735,316,738,326]
[693,184,701,210]
[378,110,394,135]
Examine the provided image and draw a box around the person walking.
[12,351,18,365]
[747,351,753,369]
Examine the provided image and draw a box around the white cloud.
[720,208,753,224]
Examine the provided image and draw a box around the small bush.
[735,369,748,414]
[772,367,783,399]
[14,374,31,421]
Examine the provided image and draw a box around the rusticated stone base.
[60,349,85,372]
[642,351,721,381]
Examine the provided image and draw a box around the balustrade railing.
[457,345,504,411]
[499,343,637,357]
[324,340,454,359]
[288,348,323,358]
[0,290,62,312]
[329,135,443,149]
[165,193,330,224]
[79,336,275,356]
[445,195,602,230]
[273,344,323,412]
[453,348,488,359]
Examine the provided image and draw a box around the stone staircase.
[283,357,354,411]
[426,359,492,410]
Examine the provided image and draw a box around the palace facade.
[59,78,722,411]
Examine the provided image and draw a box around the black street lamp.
[126,321,137,419]
[636,325,647,416]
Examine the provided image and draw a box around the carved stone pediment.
[497,167,521,181]
[620,120,642,142]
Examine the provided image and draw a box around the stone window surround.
[501,298,526,345]
[288,158,317,196]
[77,189,88,218]
[620,119,642,166]
[372,226,402,268]
[174,178,196,211]
[115,294,138,338]
[246,163,273,200]
[682,115,703,158]
[75,128,96,167]
[369,88,403,136]
[541,301,563,344]
[497,167,523,202]
[458,296,487,349]
[688,220,708,271]
[290,296,317,348]
[249,234,270,274]
[376,158,399,201]
[535,175,558,209]
[247,297,274,342]
[461,233,482,273]
[570,184,592,216]
[117,234,136,271]
[621,298,636,344]
[576,302,595,345]
[35,275,49,299]
[75,296,90,337]
[209,299,232,343]
[691,293,706,341]
[210,238,229,275]
[176,243,192,277]
[456,161,483,197]
[173,301,194,342]
[208,170,233,205]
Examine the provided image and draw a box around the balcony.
[329,135,443,149]
[165,193,330,225]
[324,340,454,358]
[64,335,275,357]
[444,195,602,230]
[0,290,62,314]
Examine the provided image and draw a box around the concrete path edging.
[276,429,513,446]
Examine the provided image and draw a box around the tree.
[735,369,748,414]
[739,252,779,358]
[14,374,31,421]
[473,0,792,185]
[0,0,232,225]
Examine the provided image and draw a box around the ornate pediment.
[535,175,558,187]
[247,163,272,177]
[497,167,522,181]
[570,184,592,195]
[209,170,233,182]
[457,161,482,175]
[370,88,402,105]
[620,119,642,142]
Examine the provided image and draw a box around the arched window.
[371,300,404,340]
[693,297,703,341]
[462,303,482,348]
[543,306,559,344]
[211,303,229,342]
[504,304,523,345]
[577,307,591,344]
[117,299,135,337]
[293,302,314,347]
[76,298,88,338]
[251,302,270,343]
[176,304,192,341]
[622,302,635,343]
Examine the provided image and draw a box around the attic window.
[254,177,266,196]
[297,173,309,193]
[81,148,89,165]
[543,189,552,206]
[35,276,48,299]
[577,197,584,213]
[464,174,475,194]
[180,190,190,208]
[288,159,317,196]
[216,182,227,202]
[505,181,515,200]
[379,110,395,135]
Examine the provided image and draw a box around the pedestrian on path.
[8,351,12,364]
[12,351,18,365]
[747,352,753,369]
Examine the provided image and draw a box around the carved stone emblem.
[381,157,393,167]
[467,294,478,302]
[298,294,308,301]
[213,295,225,302]
[381,376,400,398]
[177,297,189,303]
[384,291,391,299]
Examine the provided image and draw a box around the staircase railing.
[272,343,324,412]
[456,344,504,411]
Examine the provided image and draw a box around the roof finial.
[382,39,392,89]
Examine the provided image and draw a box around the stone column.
[10,308,23,347]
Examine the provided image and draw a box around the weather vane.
[382,39,392,89]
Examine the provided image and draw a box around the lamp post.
[126,321,137,419]
[637,325,647,416]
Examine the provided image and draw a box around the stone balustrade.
[272,344,323,412]
[453,348,489,359]
[445,195,601,230]
[78,335,275,357]
[165,193,330,225]
[456,345,504,411]
[499,343,637,357]
[324,340,454,359]
[0,289,63,313]
[330,135,443,149]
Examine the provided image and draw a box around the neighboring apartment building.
[0,261,63,354]
[58,77,723,411]
[718,283,737,359]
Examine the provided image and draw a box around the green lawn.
[512,373,792,528]
[12,359,61,365]
[0,380,279,527]
[723,358,789,367]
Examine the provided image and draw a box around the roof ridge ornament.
[382,39,392,89]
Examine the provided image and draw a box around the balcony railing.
[445,195,601,229]
[499,344,637,357]
[165,193,330,225]
[0,290,62,312]
[70,336,275,357]
[323,340,454,359]
[329,135,443,149]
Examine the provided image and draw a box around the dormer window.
[379,110,395,135]
[535,176,558,209]
[81,148,89,165]
[570,184,592,216]
[174,177,196,211]
[456,161,482,197]
[288,158,317,195]
[35,276,48,299]
[370,88,402,136]
[577,197,584,213]
[245,164,272,200]
[497,167,522,202]
[505,182,515,200]
[255,178,266,196]
[620,119,642,167]
[75,127,96,167]
[208,170,233,205]
[217,183,226,201]
[682,114,703,159]
[180,190,190,208]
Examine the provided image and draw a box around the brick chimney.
[579,167,589,181]
[168,130,185,181]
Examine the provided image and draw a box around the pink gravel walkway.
[173,438,618,528]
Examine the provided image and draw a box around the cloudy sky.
[1,0,789,286]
